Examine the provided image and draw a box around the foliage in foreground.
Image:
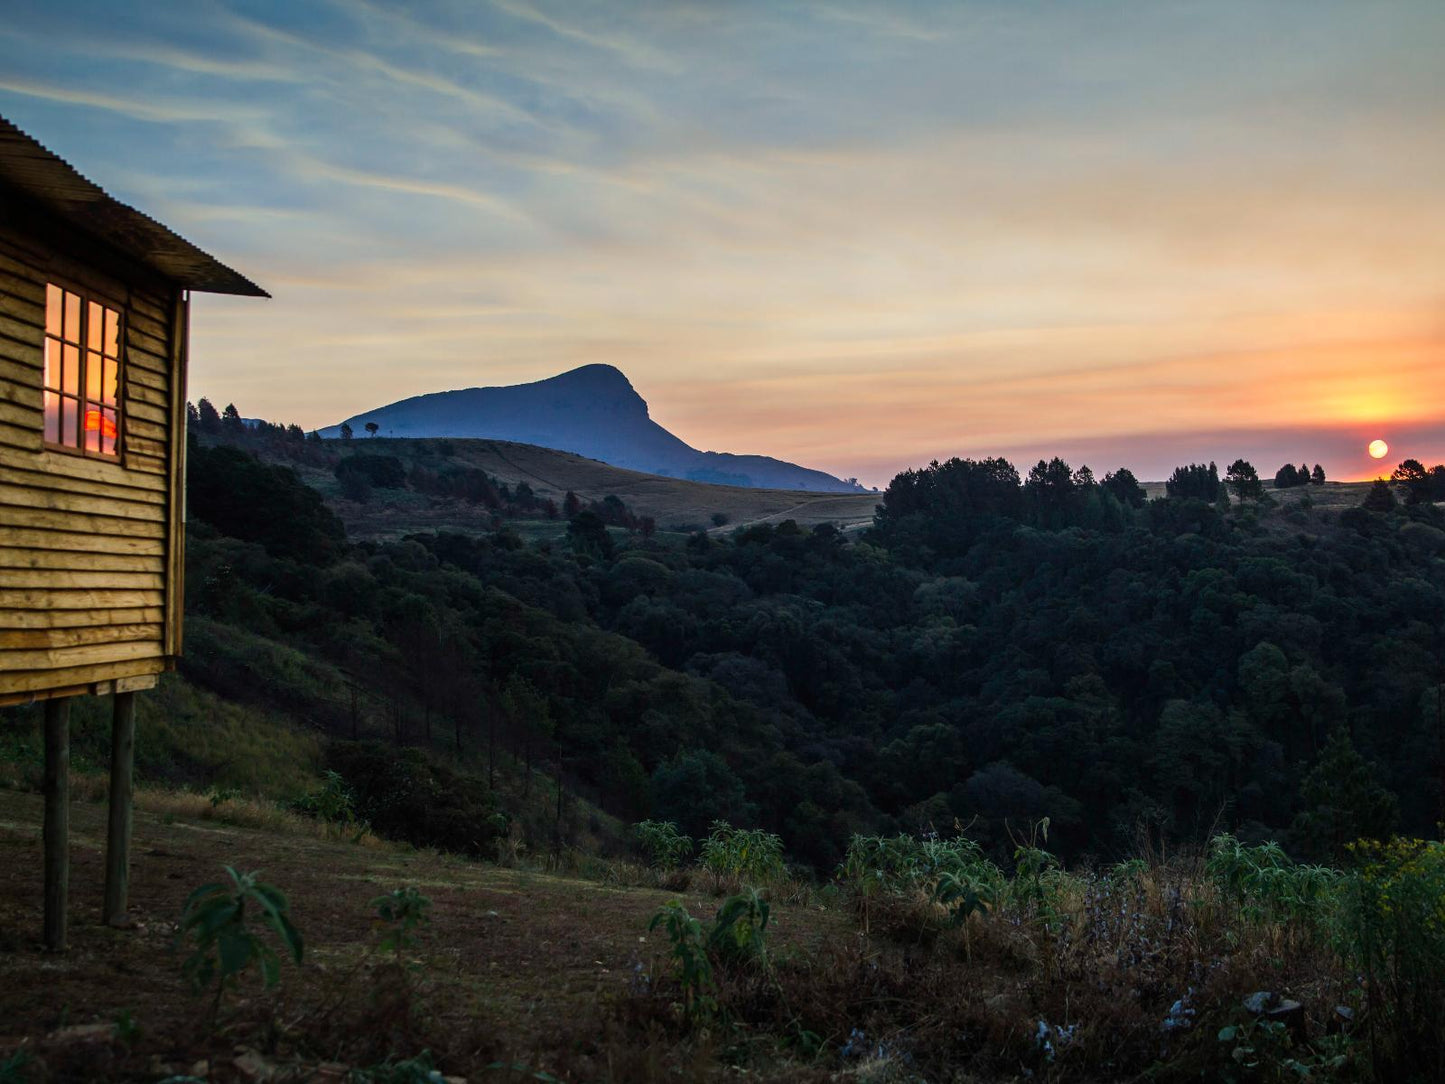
[177,867,303,1017]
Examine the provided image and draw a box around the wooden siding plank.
[0,464,166,505]
[0,527,165,557]
[125,323,168,358]
[0,416,41,453]
[0,587,164,610]
[0,289,43,328]
[0,624,161,650]
[0,398,41,429]
[126,452,167,475]
[0,504,166,538]
[124,365,167,394]
[0,483,165,522]
[0,547,162,573]
[0,640,165,671]
[0,376,41,411]
[124,417,168,444]
[123,399,167,427]
[25,450,168,492]
[0,657,167,696]
[124,342,168,376]
[0,355,40,383]
[0,607,164,630]
[0,569,165,590]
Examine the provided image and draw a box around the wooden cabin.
[0,114,266,949]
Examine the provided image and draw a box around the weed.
[372,886,432,962]
[177,866,303,1019]
[648,899,716,1020]
[112,1008,141,1045]
[707,886,771,965]
[700,820,786,889]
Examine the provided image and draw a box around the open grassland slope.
[274,436,880,541]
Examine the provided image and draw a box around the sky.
[1,0,1442,486]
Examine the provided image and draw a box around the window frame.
[41,277,126,461]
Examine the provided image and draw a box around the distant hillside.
[263,436,879,542]
[322,364,864,493]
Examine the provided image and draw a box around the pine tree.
[1290,727,1398,860]
[1310,463,1325,485]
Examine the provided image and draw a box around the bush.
[335,454,408,489]
[700,821,785,887]
[1336,838,1445,1081]
[325,741,503,857]
[632,820,694,870]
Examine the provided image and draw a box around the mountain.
[321,365,864,492]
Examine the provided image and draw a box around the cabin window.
[43,283,121,457]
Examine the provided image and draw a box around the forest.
[177,411,1445,873]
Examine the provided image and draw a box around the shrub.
[1335,838,1445,1081]
[632,820,694,870]
[700,821,785,887]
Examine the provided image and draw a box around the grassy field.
[4,786,1428,1082]
[0,789,836,1082]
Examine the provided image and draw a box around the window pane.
[84,406,102,453]
[44,391,60,443]
[87,301,102,350]
[101,408,118,456]
[63,291,80,343]
[44,338,60,389]
[46,285,62,337]
[104,308,120,357]
[102,358,118,406]
[86,350,103,400]
[61,396,78,446]
[62,344,79,394]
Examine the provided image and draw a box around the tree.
[1391,459,1431,504]
[365,421,380,438]
[339,422,353,441]
[1361,478,1397,512]
[1165,462,1222,501]
[1101,467,1146,508]
[1290,727,1398,861]
[221,403,246,440]
[1225,459,1264,501]
[196,397,221,435]
[1274,463,1301,489]
[567,510,614,560]
[563,491,582,518]
[1310,464,1326,485]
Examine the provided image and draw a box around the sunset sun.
[1368,439,1389,460]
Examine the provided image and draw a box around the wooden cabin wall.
[0,223,180,704]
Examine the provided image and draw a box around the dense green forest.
[173,413,1445,873]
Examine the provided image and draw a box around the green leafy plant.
[700,820,786,886]
[371,886,432,962]
[648,899,716,1020]
[633,819,694,870]
[708,886,771,964]
[347,1048,446,1083]
[112,1008,141,1045]
[178,866,303,1018]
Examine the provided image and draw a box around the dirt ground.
[0,789,828,1082]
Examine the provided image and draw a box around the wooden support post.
[42,697,70,952]
[103,691,137,927]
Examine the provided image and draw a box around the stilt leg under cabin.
[42,697,70,953]
[104,691,137,926]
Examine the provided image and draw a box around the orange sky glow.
[3,1,1441,486]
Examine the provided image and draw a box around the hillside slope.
[323,364,864,492]
[292,436,879,541]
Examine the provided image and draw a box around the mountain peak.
[325,366,863,493]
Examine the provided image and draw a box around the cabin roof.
[0,114,268,298]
